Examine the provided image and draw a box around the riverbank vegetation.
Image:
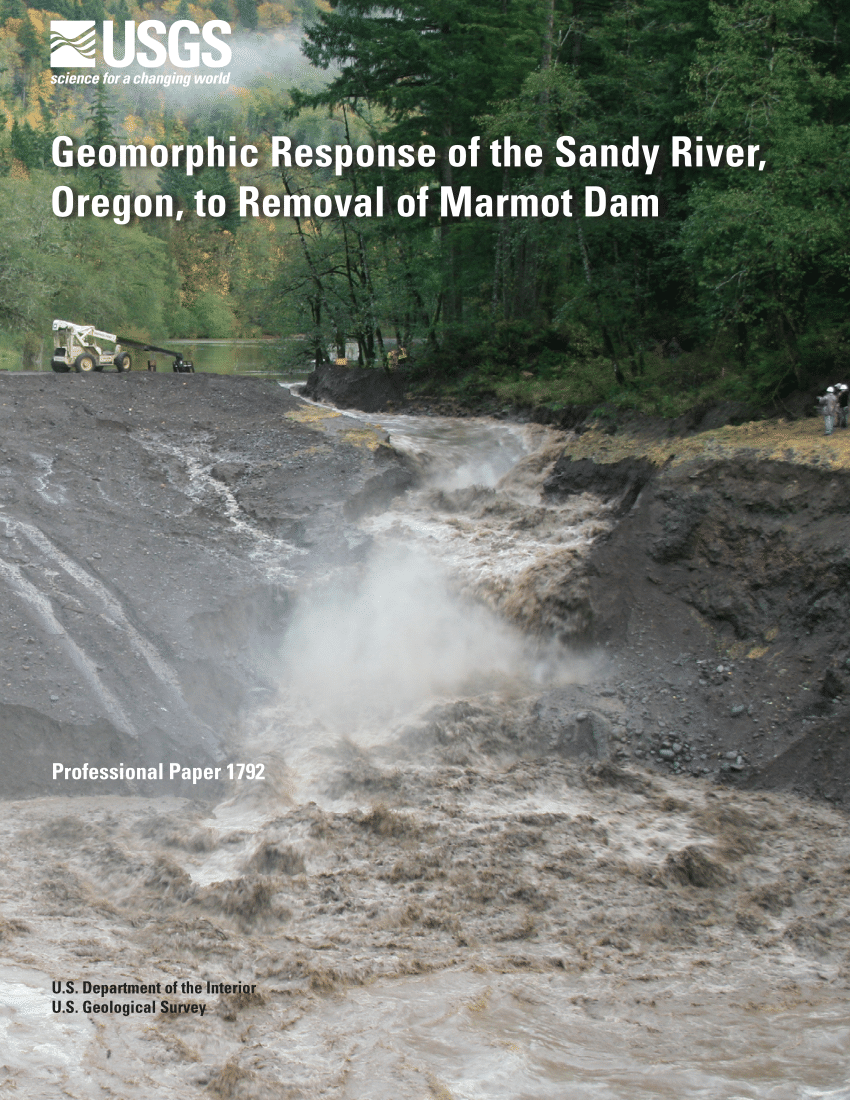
[0,0,848,415]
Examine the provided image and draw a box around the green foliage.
[680,0,850,390]
[10,119,53,170]
[0,176,66,330]
[80,84,124,196]
[80,0,107,20]
[0,174,178,339]
[16,12,45,67]
[300,0,541,144]
[158,118,240,232]
[236,0,257,29]
[0,0,25,23]
[186,291,237,338]
[0,0,845,410]
[297,0,547,331]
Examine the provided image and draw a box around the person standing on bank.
[831,382,844,424]
[818,387,840,435]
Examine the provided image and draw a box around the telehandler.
[50,320,195,373]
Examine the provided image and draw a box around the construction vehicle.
[50,320,195,374]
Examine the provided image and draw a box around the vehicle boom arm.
[116,335,186,364]
[52,319,118,344]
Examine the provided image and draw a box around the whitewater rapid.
[1,399,848,1100]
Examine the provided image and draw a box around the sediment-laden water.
[1,395,848,1099]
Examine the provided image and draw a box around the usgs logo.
[50,20,231,69]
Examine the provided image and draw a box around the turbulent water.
[2,401,849,1099]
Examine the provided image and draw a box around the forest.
[1,0,849,413]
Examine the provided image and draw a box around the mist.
[120,26,330,113]
[276,546,560,728]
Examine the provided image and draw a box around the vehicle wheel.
[115,353,132,373]
[74,352,97,373]
[51,359,70,373]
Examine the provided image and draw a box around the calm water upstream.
[166,338,298,376]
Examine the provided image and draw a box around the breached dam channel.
[0,378,847,1099]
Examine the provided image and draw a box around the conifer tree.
[297,0,544,331]
[17,12,46,70]
[81,84,124,197]
[80,0,107,20]
[0,0,24,23]
[236,0,257,29]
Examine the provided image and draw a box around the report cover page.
[1,2,849,1096]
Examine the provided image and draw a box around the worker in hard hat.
[817,387,840,435]
[836,383,849,428]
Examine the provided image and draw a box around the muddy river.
[0,386,848,1099]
